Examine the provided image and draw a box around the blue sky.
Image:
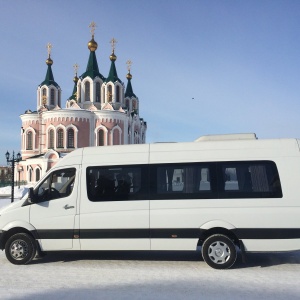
[1,0,300,165]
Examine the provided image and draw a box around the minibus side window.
[151,163,218,200]
[218,161,282,198]
[86,165,146,201]
[35,168,76,202]
[150,161,281,200]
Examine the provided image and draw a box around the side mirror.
[28,187,37,203]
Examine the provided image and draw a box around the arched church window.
[26,131,33,150]
[132,100,137,110]
[42,88,47,105]
[50,89,55,105]
[57,129,64,148]
[125,99,130,109]
[116,85,120,102]
[107,85,112,102]
[29,168,32,182]
[113,129,120,145]
[85,82,90,101]
[36,168,40,182]
[67,128,75,148]
[49,129,54,149]
[96,82,101,102]
[98,130,104,146]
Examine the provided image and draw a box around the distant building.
[0,166,11,184]
[18,22,147,184]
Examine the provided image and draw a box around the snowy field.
[1,188,300,299]
[1,248,300,299]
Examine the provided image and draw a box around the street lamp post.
[5,151,21,203]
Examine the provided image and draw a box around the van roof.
[195,133,257,141]
[53,137,300,168]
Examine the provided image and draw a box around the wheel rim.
[9,239,29,260]
[208,241,231,264]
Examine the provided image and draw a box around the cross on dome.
[110,38,117,53]
[89,21,97,37]
[46,43,52,57]
[126,60,132,73]
[73,63,79,76]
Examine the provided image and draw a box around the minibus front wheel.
[5,233,36,265]
[202,234,237,269]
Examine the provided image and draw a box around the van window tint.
[218,161,282,198]
[87,166,145,201]
[151,161,281,199]
[36,168,76,202]
[86,161,282,201]
[151,163,217,200]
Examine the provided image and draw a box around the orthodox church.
[18,22,147,184]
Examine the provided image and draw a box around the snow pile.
[0,185,33,209]
[0,185,31,198]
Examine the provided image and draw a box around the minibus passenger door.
[29,167,78,250]
[80,164,150,250]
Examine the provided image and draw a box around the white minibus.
[1,134,300,269]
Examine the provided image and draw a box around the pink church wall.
[95,118,123,130]
[44,117,91,148]
[95,119,125,145]
[21,120,40,159]
[77,122,90,147]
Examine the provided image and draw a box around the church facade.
[18,23,147,184]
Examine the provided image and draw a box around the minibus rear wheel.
[5,233,36,265]
[202,234,237,269]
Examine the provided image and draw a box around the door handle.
[64,204,75,210]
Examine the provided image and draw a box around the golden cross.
[110,38,117,53]
[73,63,79,76]
[46,43,52,57]
[126,60,132,72]
[89,21,97,37]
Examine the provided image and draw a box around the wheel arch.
[0,222,38,250]
[198,220,240,248]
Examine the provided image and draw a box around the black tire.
[202,234,237,269]
[5,233,36,265]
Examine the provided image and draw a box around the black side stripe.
[35,229,74,239]
[33,228,300,240]
[233,228,300,240]
[80,229,150,239]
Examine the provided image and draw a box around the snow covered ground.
[1,248,300,299]
[1,186,300,299]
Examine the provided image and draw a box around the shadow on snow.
[30,249,300,269]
